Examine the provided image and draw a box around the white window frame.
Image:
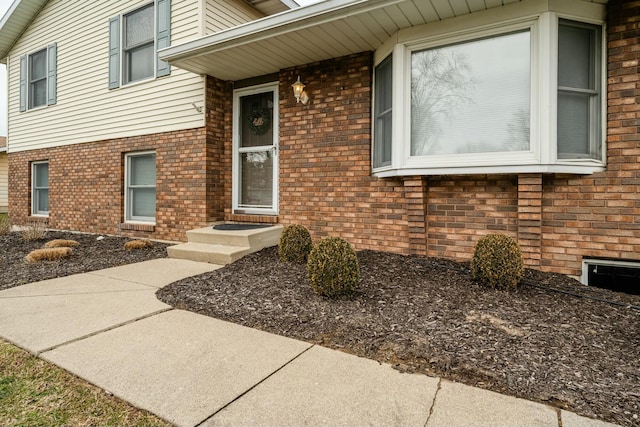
[120,2,156,87]
[26,48,49,111]
[372,6,606,178]
[125,151,156,224]
[31,161,49,217]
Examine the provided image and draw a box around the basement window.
[582,259,640,295]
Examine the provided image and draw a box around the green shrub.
[307,237,361,298]
[470,234,524,289]
[278,224,313,263]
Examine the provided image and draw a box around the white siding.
[204,0,263,34]
[7,0,205,153]
[0,153,7,213]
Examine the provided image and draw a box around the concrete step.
[168,225,284,265]
[167,242,251,265]
[186,225,283,249]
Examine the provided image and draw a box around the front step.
[167,225,283,265]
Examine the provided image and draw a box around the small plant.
[124,239,153,250]
[0,215,10,235]
[470,233,524,289]
[44,239,80,248]
[307,237,361,298]
[22,221,48,241]
[25,247,73,263]
[278,224,313,263]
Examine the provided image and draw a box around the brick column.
[517,174,542,268]
[404,177,427,256]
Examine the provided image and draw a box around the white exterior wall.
[7,0,205,153]
[0,153,7,213]
[204,0,263,34]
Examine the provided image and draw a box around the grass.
[0,339,170,427]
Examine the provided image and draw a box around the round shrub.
[307,237,361,298]
[470,234,524,289]
[278,224,313,263]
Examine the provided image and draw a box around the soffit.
[161,0,608,81]
[245,0,300,15]
[0,0,49,63]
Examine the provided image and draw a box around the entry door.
[233,83,279,215]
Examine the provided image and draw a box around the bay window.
[373,10,605,177]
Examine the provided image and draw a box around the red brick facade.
[7,0,640,277]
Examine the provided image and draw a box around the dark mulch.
[157,247,640,427]
[0,231,170,290]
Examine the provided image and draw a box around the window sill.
[373,163,606,178]
[120,222,155,232]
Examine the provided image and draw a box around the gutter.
[160,0,403,62]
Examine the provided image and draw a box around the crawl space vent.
[582,259,640,295]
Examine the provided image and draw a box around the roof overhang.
[160,0,409,81]
[0,0,49,64]
[161,0,608,82]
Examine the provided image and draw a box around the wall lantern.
[292,75,309,104]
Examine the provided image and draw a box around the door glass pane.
[557,92,589,158]
[130,188,156,217]
[240,151,273,208]
[240,92,274,148]
[411,31,530,156]
[130,154,156,185]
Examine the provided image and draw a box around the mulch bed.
[157,247,640,427]
[0,231,169,291]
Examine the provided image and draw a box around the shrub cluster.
[0,215,10,235]
[307,236,361,298]
[124,239,154,250]
[21,221,47,241]
[45,239,80,248]
[25,247,73,263]
[470,234,524,289]
[278,224,313,263]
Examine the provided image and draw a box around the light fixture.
[292,75,309,104]
[191,102,202,113]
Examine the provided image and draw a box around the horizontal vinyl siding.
[7,0,204,153]
[0,153,7,212]
[204,0,263,34]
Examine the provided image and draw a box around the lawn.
[0,339,170,427]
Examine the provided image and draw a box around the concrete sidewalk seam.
[193,344,316,427]
[424,377,442,427]
[86,272,164,289]
[0,288,160,299]
[37,307,174,356]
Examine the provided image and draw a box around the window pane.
[36,189,49,213]
[130,188,156,218]
[29,50,47,81]
[240,151,273,208]
[557,92,589,158]
[125,4,154,48]
[558,23,594,90]
[411,31,530,156]
[125,43,154,83]
[374,55,392,168]
[34,163,49,187]
[30,79,47,109]
[130,154,156,186]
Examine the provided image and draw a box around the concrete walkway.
[0,259,619,427]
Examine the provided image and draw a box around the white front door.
[232,83,279,215]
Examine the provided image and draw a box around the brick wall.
[8,128,211,242]
[278,53,411,253]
